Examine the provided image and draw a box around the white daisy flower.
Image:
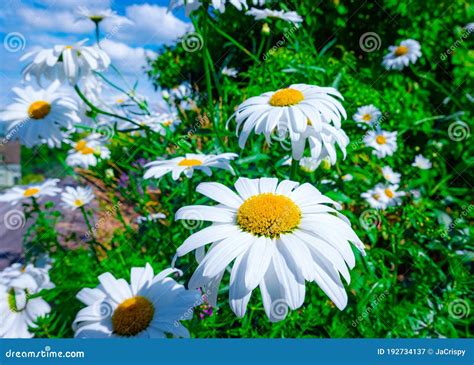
[0,263,54,338]
[0,81,80,148]
[135,213,167,225]
[352,104,382,126]
[410,189,421,199]
[412,154,432,170]
[75,6,121,24]
[361,183,404,210]
[379,184,405,208]
[144,153,238,180]
[381,166,401,184]
[298,157,320,173]
[169,0,248,15]
[66,137,111,169]
[382,39,422,71]
[234,83,347,160]
[21,39,111,85]
[174,177,365,322]
[341,174,353,181]
[61,186,94,210]
[363,130,397,158]
[361,185,387,210]
[0,179,61,205]
[246,8,303,25]
[300,123,349,164]
[73,264,200,338]
[125,112,181,136]
[221,66,239,78]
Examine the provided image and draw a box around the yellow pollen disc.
[178,158,203,167]
[394,45,409,57]
[74,199,84,207]
[362,114,372,122]
[23,188,40,197]
[75,140,95,155]
[116,99,124,103]
[237,193,301,238]
[163,120,173,127]
[384,188,394,198]
[64,45,73,49]
[28,101,51,120]
[372,193,380,200]
[375,135,387,145]
[112,296,155,337]
[269,88,304,107]
[89,15,104,22]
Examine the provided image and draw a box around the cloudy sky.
[0,0,191,107]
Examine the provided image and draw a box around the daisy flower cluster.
[1,0,465,342]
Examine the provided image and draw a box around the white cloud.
[108,4,191,46]
[101,39,157,77]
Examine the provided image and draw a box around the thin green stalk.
[187,178,194,205]
[74,85,149,130]
[207,19,259,62]
[80,206,107,260]
[290,159,299,181]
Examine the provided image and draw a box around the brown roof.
[0,141,21,164]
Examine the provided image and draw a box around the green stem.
[94,23,101,46]
[290,159,299,181]
[187,178,193,205]
[74,85,148,130]
[207,19,260,62]
[80,206,106,261]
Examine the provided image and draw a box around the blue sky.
[0,0,191,109]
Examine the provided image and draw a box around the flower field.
[0,0,472,339]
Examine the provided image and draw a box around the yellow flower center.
[75,140,95,155]
[269,88,304,107]
[384,188,394,198]
[394,45,409,57]
[89,15,104,22]
[375,135,387,145]
[162,120,173,127]
[178,158,202,167]
[74,199,84,207]
[23,187,40,197]
[362,113,372,122]
[28,101,51,120]
[116,99,124,104]
[372,193,380,200]
[64,45,73,49]
[112,296,155,337]
[237,193,301,238]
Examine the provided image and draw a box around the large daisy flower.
[0,179,61,205]
[66,136,111,168]
[0,263,54,338]
[61,186,94,210]
[234,84,347,160]
[352,104,382,126]
[174,177,365,322]
[246,8,303,25]
[144,153,238,180]
[21,39,111,85]
[0,81,80,147]
[412,154,432,170]
[381,166,401,184]
[382,39,421,71]
[72,264,200,338]
[363,130,397,158]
